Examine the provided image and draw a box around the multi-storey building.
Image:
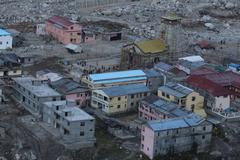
[82,70,147,89]
[139,95,190,121]
[43,101,96,148]
[12,76,63,116]
[91,84,150,115]
[45,16,82,44]
[141,114,212,159]
[158,82,206,117]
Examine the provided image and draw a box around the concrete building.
[0,53,22,78]
[145,69,165,93]
[186,75,231,111]
[45,16,82,44]
[12,76,63,116]
[141,114,212,159]
[139,95,190,121]
[82,70,147,89]
[91,84,151,115]
[43,101,96,148]
[36,24,46,35]
[50,78,90,107]
[158,82,206,117]
[0,29,12,49]
[120,39,168,69]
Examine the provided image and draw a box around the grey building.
[141,114,212,159]
[43,101,96,148]
[12,76,63,116]
[144,69,165,94]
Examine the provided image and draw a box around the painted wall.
[0,35,12,49]
[214,95,230,110]
[141,125,155,160]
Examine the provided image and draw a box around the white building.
[0,29,12,49]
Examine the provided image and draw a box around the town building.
[186,75,231,112]
[158,82,206,117]
[139,95,190,121]
[0,53,22,78]
[50,78,90,107]
[0,29,12,49]
[145,69,165,93]
[82,70,147,89]
[176,55,205,74]
[141,114,212,159]
[91,84,150,115]
[12,76,63,116]
[45,16,82,44]
[120,39,168,69]
[43,101,96,148]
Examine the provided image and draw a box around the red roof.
[190,67,217,76]
[47,16,74,28]
[196,40,215,49]
[186,75,232,96]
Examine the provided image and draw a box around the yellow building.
[158,82,206,117]
[91,84,150,115]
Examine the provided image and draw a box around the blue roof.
[158,82,193,98]
[101,84,150,97]
[147,113,204,131]
[154,62,173,71]
[0,29,10,36]
[229,63,240,68]
[89,70,146,82]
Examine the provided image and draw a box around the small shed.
[65,44,83,54]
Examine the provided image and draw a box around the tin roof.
[89,70,146,83]
[47,16,74,29]
[0,29,10,36]
[179,55,204,62]
[147,113,205,131]
[158,82,193,98]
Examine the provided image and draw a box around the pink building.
[139,95,189,121]
[50,78,90,107]
[45,16,82,44]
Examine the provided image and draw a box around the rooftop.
[101,84,150,97]
[51,78,89,94]
[89,70,146,83]
[179,55,204,62]
[144,69,162,78]
[47,16,74,29]
[147,113,205,131]
[134,39,167,54]
[60,107,94,121]
[13,76,61,97]
[158,82,193,98]
[154,62,174,72]
[143,95,189,117]
[186,75,232,96]
[0,29,10,36]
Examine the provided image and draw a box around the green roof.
[135,39,167,54]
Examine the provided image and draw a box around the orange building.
[45,16,82,44]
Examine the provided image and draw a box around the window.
[90,129,93,131]
[52,97,56,101]
[0,41,2,45]
[80,122,85,126]
[67,122,70,126]
[162,92,165,97]
[141,144,144,149]
[131,103,134,106]
[117,105,121,109]
[166,94,170,99]
[118,97,121,101]
[131,95,134,99]
[65,112,68,117]
[64,128,70,135]
[13,70,17,73]
[203,126,206,131]
[141,135,144,141]
[176,129,179,134]
[80,131,84,136]
[144,93,147,96]
[192,97,196,101]
[202,135,205,139]
[192,128,195,132]
[191,104,195,112]
[56,106,59,110]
